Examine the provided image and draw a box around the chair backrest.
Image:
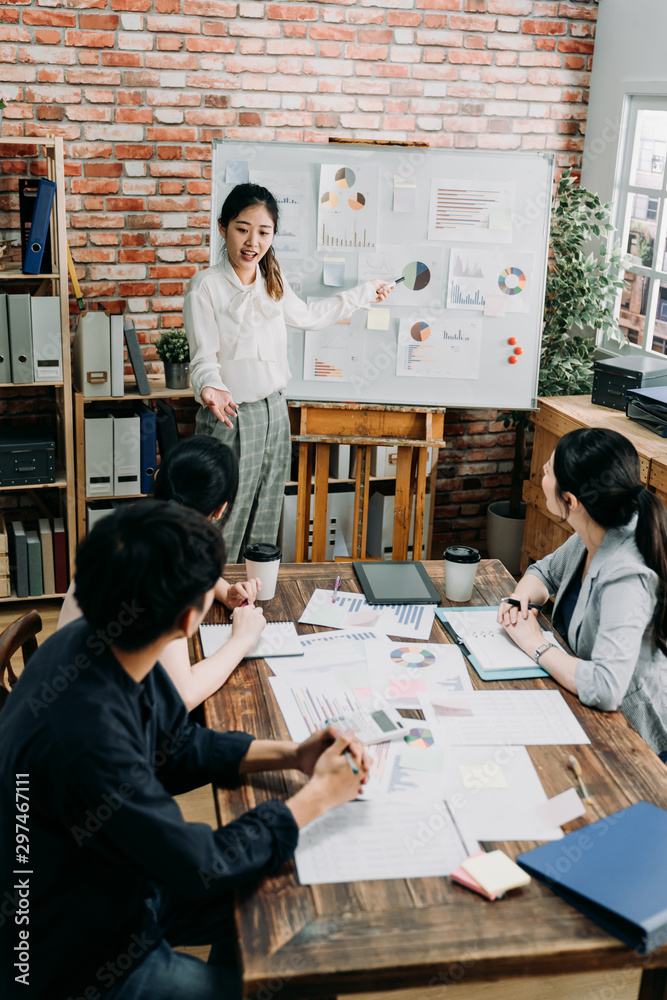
[0,610,42,711]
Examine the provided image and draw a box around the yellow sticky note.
[366,308,390,331]
[461,850,531,896]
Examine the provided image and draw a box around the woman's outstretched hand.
[201,386,238,428]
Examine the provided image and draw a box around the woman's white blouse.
[183,257,376,405]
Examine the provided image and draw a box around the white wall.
[583,0,667,205]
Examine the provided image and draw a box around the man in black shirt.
[0,502,366,1000]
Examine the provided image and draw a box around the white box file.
[112,414,141,496]
[73,311,111,396]
[84,415,114,498]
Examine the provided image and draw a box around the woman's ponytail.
[634,488,667,655]
[259,245,284,302]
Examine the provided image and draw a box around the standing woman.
[498,427,667,758]
[183,183,393,563]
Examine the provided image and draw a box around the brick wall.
[0,0,597,552]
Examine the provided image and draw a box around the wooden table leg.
[295,442,313,563]
[393,445,413,561]
[311,442,331,562]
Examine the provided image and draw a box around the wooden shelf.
[77,376,194,403]
[0,461,67,492]
[0,380,65,389]
[0,590,66,604]
[0,269,60,280]
[85,492,147,502]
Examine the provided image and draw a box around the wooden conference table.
[198,561,667,1000]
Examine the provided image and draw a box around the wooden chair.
[0,610,42,711]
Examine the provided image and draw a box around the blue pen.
[332,574,342,603]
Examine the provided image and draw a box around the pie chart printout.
[410,322,431,342]
[391,646,436,667]
[348,193,366,211]
[404,727,436,749]
[498,266,526,296]
[402,260,431,292]
[335,166,356,189]
[320,191,338,209]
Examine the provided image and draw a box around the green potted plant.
[154,328,190,390]
[487,168,628,573]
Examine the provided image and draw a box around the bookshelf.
[0,136,76,603]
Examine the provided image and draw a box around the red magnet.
[514,346,523,356]
[508,355,518,364]
[508,337,517,345]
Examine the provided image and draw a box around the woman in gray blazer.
[498,427,667,758]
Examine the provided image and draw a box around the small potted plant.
[154,328,190,390]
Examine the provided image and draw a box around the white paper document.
[396,315,482,381]
[199,622,302,660]
[421,690,590,746]
[357,245,444,307]
[365,735,447,802]
[428,178,515,243]
[366,640,472,709]
[299,589,436,641]
[447,248,533,314]
[444,608,560,673]
[318,163,379,252]
[268,675,370,743]
[264,629,385,680]
[249,169,308,256]
[295,800,476,885]
[303,323,365,384]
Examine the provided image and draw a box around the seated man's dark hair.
[74,501,225,651]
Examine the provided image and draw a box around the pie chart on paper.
[348,192,366,211]
[335,166,356,189]
[320,191,338,209]
[404,727,435,748]
[402,260,431,292]
[410,322,431,342]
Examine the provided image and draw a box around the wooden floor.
[0,599,215,962]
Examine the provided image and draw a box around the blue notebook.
[436,606,548,681]
[517,802,667,953]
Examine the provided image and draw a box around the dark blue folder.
[136,403,157,495]
[517,801,667,953]
[23,178,56,275]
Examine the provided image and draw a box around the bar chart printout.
[318,163,379,251]
[299,589,436,641]
[428,179,515,244]
[303,324,365,384]
[396,316,482,380]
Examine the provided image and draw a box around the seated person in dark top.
[0,502,368,1000]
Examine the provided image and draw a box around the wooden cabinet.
[0,136,76,602]
[521,394,667,573]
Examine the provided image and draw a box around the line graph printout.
[428,179,515,244]
[444,608,561,673]
[318,163,379,252]
[447,249,532,314]
[421,690,591,746]
[268,675,371,743]
[299,589,435,641]
[396,316,482,381]
[295,800,477,885]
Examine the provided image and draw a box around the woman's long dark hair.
[218,183,283,302]
[152,436,238,527]
[554,427,667,653]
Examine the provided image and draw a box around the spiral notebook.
[199,622,303,660]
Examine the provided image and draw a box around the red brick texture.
[0,0,596,550]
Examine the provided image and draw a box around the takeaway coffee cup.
[444,545,481,602]
[244,542,282,601]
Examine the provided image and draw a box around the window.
[608,98,667,357]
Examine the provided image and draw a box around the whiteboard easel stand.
[288,401,446,562]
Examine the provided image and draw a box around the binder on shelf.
[23,177,56,276]
[38,518,55,595]
[52,517,67,594]
[26,530,43,597]
[73,310,110,396]
[113,413,141,496]
[8,520,29,599]
[0,293,10,383]
[7,294,34,384]
[87,500,119,532]
[19,179,52,275]
[110,313,125,397]
[31,296,63,382]
[84,414,114,498]
[123,316,150,396]
[154,398,180,459]
[136,402,157,494]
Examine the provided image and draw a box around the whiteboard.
[210,139,553,410]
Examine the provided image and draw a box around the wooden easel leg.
[639,969,667,1000]
[295,442,313,563]
[412,447,428,561]
[353,445,371,559]
[393,445,412,561]
[311,442,330,562]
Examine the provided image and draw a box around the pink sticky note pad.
[450,852,504,901]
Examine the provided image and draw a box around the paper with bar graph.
[298,588,436,641]
[249,169,308,256]
[447,248,532,314]
[396,316,482,380]
[303,322,365,383]
[428,178,515,243]
[268,675,373,743]
[318,163,379,252]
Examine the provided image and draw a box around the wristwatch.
[534,641,556,665]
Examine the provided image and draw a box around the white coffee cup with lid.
[244,542,281,601]
[444,545,481,602]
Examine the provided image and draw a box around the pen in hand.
[332,574,342,604]
[344,750,359,775]
[568,754,592,804]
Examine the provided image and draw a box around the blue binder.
[436,606,549,681]
[517,802,667,953]
[136,403,157,495]
[23,178,56,275]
